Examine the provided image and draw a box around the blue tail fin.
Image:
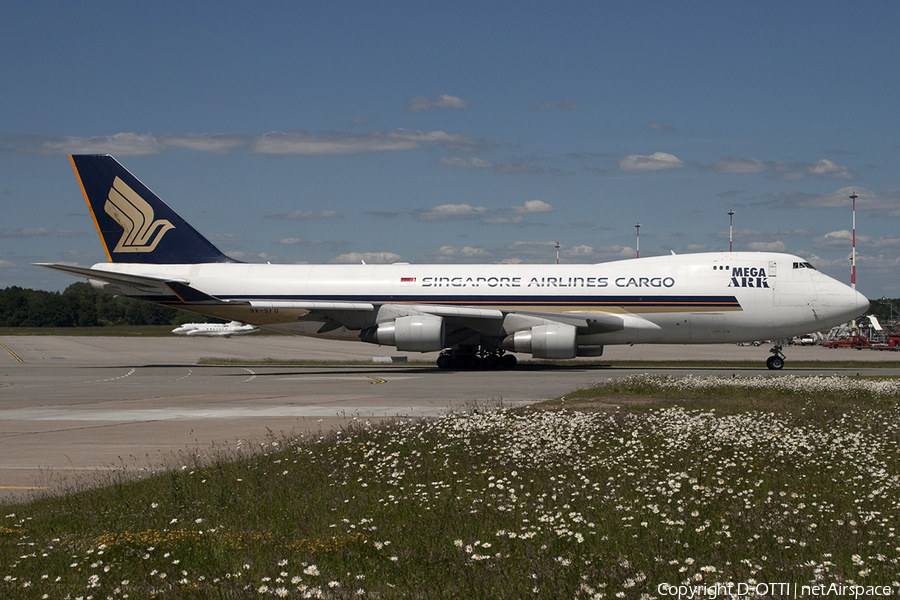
[70,154,234,264]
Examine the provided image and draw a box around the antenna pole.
[635,223,641,258]
[849,192,857,290]
[728,210,735,252]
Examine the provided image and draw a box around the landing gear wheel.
[766,355,784,370]
[766,343,786,370]
[436,354,452,370]
[481,354,501,370]
[500,354,517,369]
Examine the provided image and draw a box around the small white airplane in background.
[38,155,870,370]
[172,321,259,338]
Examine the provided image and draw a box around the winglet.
[70,155,235,264]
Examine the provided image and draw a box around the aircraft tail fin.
[70,154,235,264]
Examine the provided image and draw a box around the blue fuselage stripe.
[223,294,742,308]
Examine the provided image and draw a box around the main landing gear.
[436,348,517,370]
[766,344,786,370]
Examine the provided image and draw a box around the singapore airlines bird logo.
[104,177,175,253]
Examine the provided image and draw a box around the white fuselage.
[89,251,868,348]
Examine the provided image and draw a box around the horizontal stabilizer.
[36,263,183,294]
[35,263,242,306]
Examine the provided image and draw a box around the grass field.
[2,375,899,598]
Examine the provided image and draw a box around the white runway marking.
[81,368,136,384]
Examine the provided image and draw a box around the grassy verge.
[2,375,899,598]
[555,373,900,418]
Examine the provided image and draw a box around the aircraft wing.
[267,299,641,336]
[37,263,655,336]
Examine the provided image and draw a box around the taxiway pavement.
[2,335,898,502]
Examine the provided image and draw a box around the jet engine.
[361,314,445,352]
[501,323,577,359]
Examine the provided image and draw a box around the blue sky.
[2,1,899,297]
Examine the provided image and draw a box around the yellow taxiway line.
[0,340,24,363]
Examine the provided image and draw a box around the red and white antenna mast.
[635,223,641,258]
[849,192,857,290]
[728,209,735,252]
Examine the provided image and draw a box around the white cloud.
[414,204,489,221]
[747,240,787,252]
[558,244,634,261]
[705,156,854,181]
[329,252,402,264]
[18,132,163,156]
[460,246,491,257]
[434,246,492,258]
[421,241,638,264]
[619,152,684,172]
[809,159,852,179]
[776,187,900,217]
[265,210,341,221]
[711,156,766,173]
[439,157,495,169]
[482,216,524,225]
[407,95,469,111]
[565,244,595,257]
[814,230,876,251]
[227,251,275,262]
[277,238,323,246]
[7,129,500,157]
[160,133,247,154]
[252,130,422,154]
[512,200,553,214]
[0,228,79,238]
[206,234,243,247]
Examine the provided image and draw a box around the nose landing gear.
[766,344,785,370]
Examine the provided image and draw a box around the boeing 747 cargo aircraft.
[38,155,869,370]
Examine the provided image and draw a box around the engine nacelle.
[361,314,445,352]
[502,323,577,359]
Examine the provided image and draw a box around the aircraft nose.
[855,289,870,313]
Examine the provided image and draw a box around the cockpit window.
[792,262,817,270]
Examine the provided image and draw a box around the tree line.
[0,283,214,327]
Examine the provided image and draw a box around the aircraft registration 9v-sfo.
[38,155,869,370]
